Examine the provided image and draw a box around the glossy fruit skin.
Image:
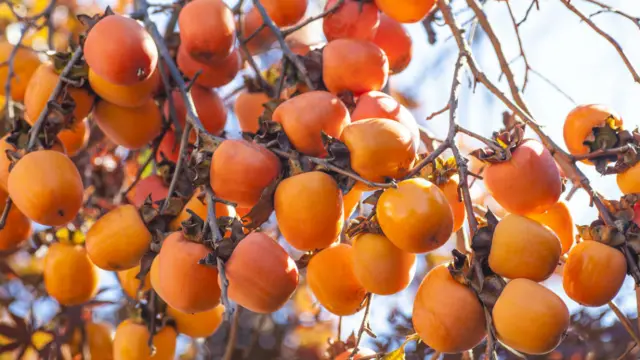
[0,41,40,101]
[352,233,416,295]
[343,188,363,221]
[323,39,389,95]
[177,47,241,88]
[169,190,234,231]
[94,99,163,150]
[617,162,640,194]
[168,305,224,338]
[323,0,380,41]
[439,175,465,232]
[57,119,89,157]
[169,86,227,140]
[225,232,299,313]
[89,67,160,108]
[413,264,486,353]
[156,128,182,163]
[210,139,281,208]
[262,0,307,26]
[127,175,169,207]
[86,204,152,271]
[179,0,235,63]
[373,14,412,73]
[375,0,435,23]
[341,118,416,183]
[526,201,575,255]
[351,91,420,149]
[242,8,277,54]
[44,242,99,306]
[0,189,31,251]
[275,171,344,251]
[153,232,221,313]
[8,150,83,226]
[113,320,176,360]
[118,265,151,299]
[70,322,114,360]
[493,278,569,355]
[563,104,623,161]
[484,139,562,215]
[234,90,270,133]
[489,214,561,282]
[563,241,626,307]
[85,15,158,85]
[377,178,453,253]
[25,63,95,123]
[273,91,351,157]
[307,244,367,316]
[335,348,377,360]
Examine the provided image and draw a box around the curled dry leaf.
[469,123,525,164]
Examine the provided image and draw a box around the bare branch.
[583,0,640,31]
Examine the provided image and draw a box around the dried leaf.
[242,177,281,230]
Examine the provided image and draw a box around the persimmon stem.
[349,293,373,360]
[160,121,191,213]
[571,144,633,161]
[456,125,503,153]
[0,196,12,230]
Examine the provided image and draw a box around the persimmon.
[0,189,31,251]
[127,175,169,207]
[156,128,181,163]
[94,99,162,149]
[177,47,241,88]
[113,319,176,360]
[118,265,151,299]
[169,189,234,231]
[375,0,435,23]
[241,8,277,54]
[25,63,95,123]
[178,0,235,63]
[323,39,389,95]
[377,178,453,253]
[275,171,343,251]
[343,188,363,221]
[149,256,162,297]
[84,14,158,85]
[273,91,350,157]
[483,139,562,215]
[351,91,420,148]
[616,162,640,194]
[8,150,83,226]
[341,118,416,183]
[225,232,299,313]
[0,135,14,192]
[57,119,89,157]
[261,0,307,26]
[86,204,152,271]
[352,232,416,295]
[563,241,626,307]
[373,14,412,73]
[526,201,575,255]
[489,214,561,282]
[89,66,160,107]
[335,348,377,360]
[323,0,380,41]
[210,139,281,208]
[413,264,486,353]
[153,231,221,313]
[44,242,99,306]
[493,278,569,355]
[234,90,270,133]
[70,322,113,360]
[168,86,227,140]
[436,175,465,232]
[167,305,224,338]
[0,41,40,101]
[563,104,623,162]
[307,243,367,316]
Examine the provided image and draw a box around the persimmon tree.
[0,0,639,359]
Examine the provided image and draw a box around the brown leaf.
[242,177,281,230]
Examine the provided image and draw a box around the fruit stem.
[349,293,373,360]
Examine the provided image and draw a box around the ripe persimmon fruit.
[89,66,160,108]
[323,0,380,41]
[373,14,412,73]
[234,90,270,133]
[563,104,623,163]
[70,322,113,360]
[375,0,435,23]
[343,188,363,221]
[563,240,626,307]
[0,189,31,251]
[352,232,416,295]
[156,128,182,163]
[493,278,569,355]
[127,174,169,207]
[57,119,89,157]
[153,231,221,313]
[275,171,344,251]
[241,8,277,55]
[0,41,41,101]
[113,319,176,360]
[413,264,486,353]
[225,232,299,313]
[489,214,561,282]
[483,139,562,215]
[44,242,99,306]
[261,0,307,26]
[377,178,453,253]
[306,243,367,316]
[8,150,83,226]
[178,0,235,63]
[617,162,640,195]
[94,99,162,150]
[86,204,152,271]
[84,14,158,85]
[177,47,241,88]
[168,86,227,140]
[273,91,350,157]
[118,264,151,299]
[323,39,389,95]
[210,139,281,208]
[438,175,465,232]
[526,201,575,255]
[167,305,224,338]
[169,190,234,231]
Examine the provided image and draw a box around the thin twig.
[529,68,577,105]
[608,300,640,346]
[571,144,632,161]
[160,121,191,213]
[349,293,373,359]
[426,104,450,120]
[0,197,12,230]
[405,142,450,179]
[281,0,345,37]
[205,187,233,319]
[505,0,531,91]
[517,0,539,27]
[456,125,502,153]
[222,305,240,360]
[582,0,640,31]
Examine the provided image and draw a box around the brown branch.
[456,125,502,153]
[505,0,531,92]
[583,0,640,31]
[561,0,640,84]
[405,142,450,179]
[222,305,240,360]
[205,187,232,319]
[426,104,450,121]
[281,0,345,37]
[236,9,272,93]
[608,300,640,346]
[0,196,12,230]
[517,0,539,27]
[349,293,373,359]
[160,121,191,213]
[571,144,633,161]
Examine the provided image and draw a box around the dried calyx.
[469,123,525,164]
